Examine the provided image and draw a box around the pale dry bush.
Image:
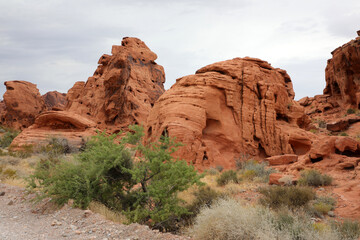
[190,198,341,240]
[278,175,294,186]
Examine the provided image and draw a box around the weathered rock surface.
[42,91,67,110]
[0,81,46,130]
[12,37,165,147]
[324,34,360,108]
[300,32,360,119]
[266,154,298,166]
[11,111,97,148]
[66,37,165,131]
[146,57,311,169]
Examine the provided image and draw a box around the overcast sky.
[0,0,359,100]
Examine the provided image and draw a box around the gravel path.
[0,183,190,240]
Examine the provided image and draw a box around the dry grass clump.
[88,201,127,223]
[190,198,342,240]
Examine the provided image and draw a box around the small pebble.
[7,200,14,205]
[0,191,5,196]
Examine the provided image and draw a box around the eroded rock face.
[11,111,97,148]
[300,33,360,117]
[42,91,67,110]
[12,37,165,147]
[0,81,46,130]
[146,57,311,169]
[324,35,360,108]
[66,37,165,131]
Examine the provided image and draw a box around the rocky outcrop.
[146,57,312,169]
[300,32,360,117]
[11,111,97,148]
[65,37,165,131]
[0,81,46,130]
[324,34,360,108]
[42,91,67,110]
[11,37,165,147]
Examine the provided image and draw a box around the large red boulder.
[146,57,312,170]
[0,81,46,130]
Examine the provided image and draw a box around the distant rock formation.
[42,91,67,110]
[11,37,166,147]
[0,81,46,130]
[324,35,360,108]
[146,57,312,169]
[299,32,360,116]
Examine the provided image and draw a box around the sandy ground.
[0,183,189,240]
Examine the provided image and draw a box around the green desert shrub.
[259,185,315,209]
[312,195,336,215]
[0,129,19,148]
[27,125,203,232]
[239,160,276,182]
[340,132,349,136]
[298,169,333,187]
[313,202,333,215]
[216,170,238,186]
[190,198,340,240]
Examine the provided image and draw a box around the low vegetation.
[26,125,203,231]
[190,198,356,240]
[0,124,359,238]
[216,170,238,186]
[0,126,19,148]
[298,169,333,187]
[259,185,315,209]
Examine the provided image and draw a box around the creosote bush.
[298,169,333,187]
[27,125,203,232]
[259,185,315,209]
[216,170,238,186]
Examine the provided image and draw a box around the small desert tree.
[27,125,202,231]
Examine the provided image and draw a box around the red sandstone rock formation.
[12,37,165,147]
[11,111,96,148]
[146,57,312,170]
[0,81,46,130]
[42,91,67,110]
[299,32,360,118]
[65,37,165,131]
